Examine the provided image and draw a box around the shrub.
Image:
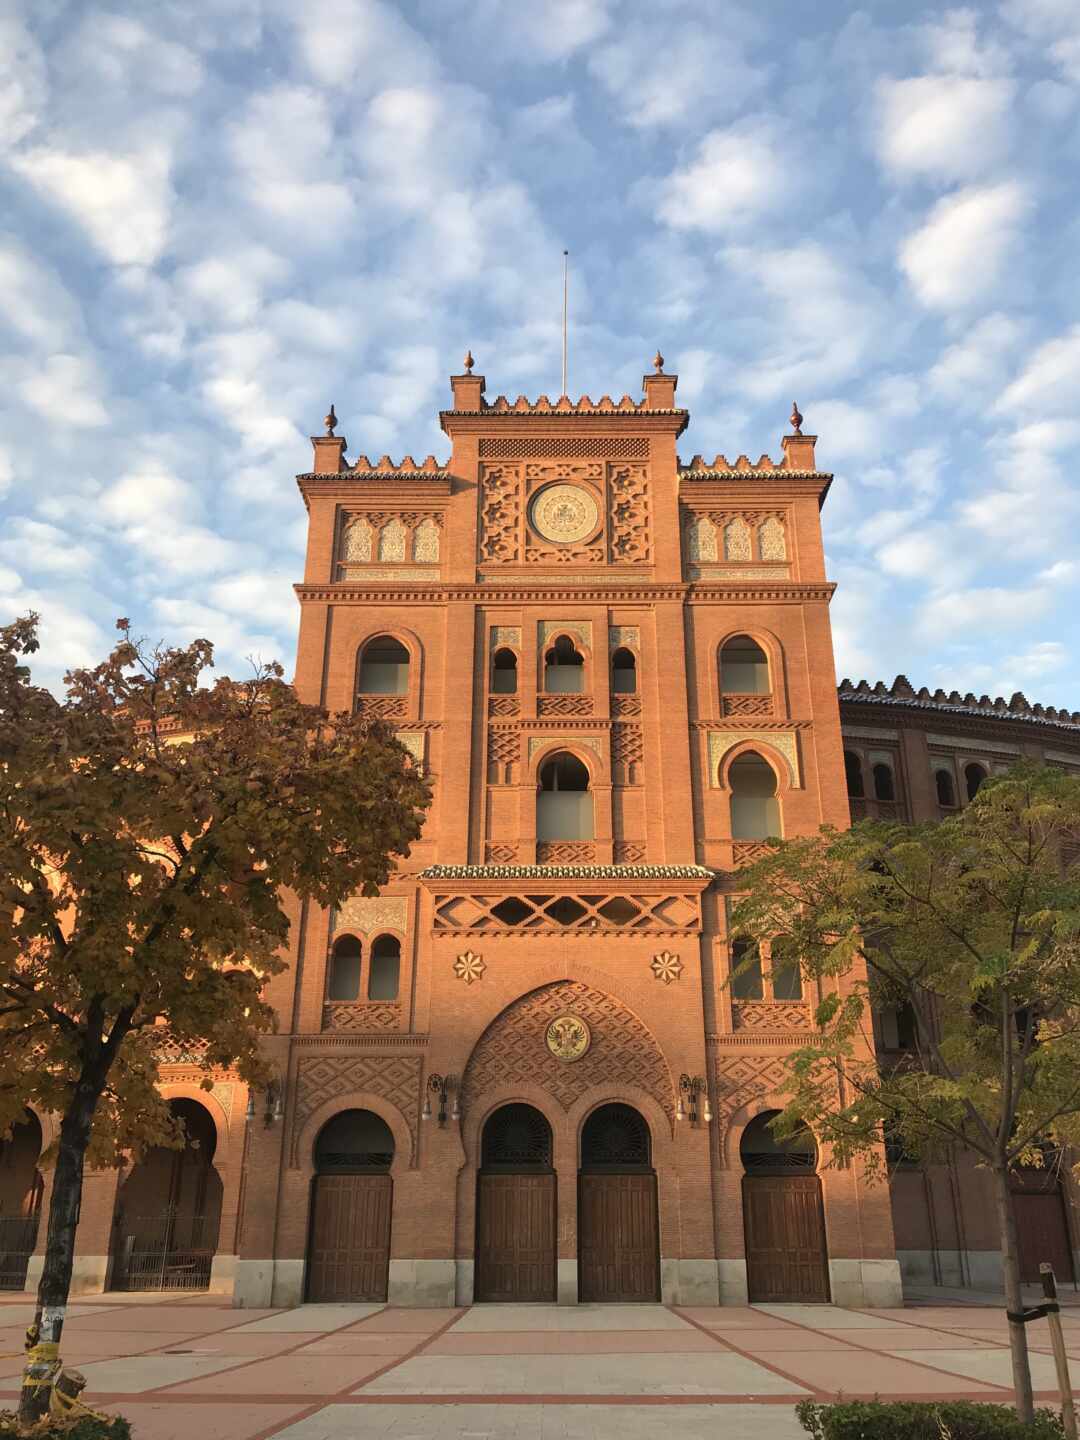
[0,1413,131,1440]
[796,1399,1065,1439]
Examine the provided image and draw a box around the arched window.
[537,751,593,840]
[730,937,764,1000]
[491,648,517,694]
[358,636,409,695]
[844,750,864,798]
[581,1104,652,1171]
[367,935,400,1001]
[872,763,895,803]
[741,1111,817,1173]
[544,634,584,694]
[482,1104,552,1170]
[965,763,986,801]
[315,1109,394,1172]
[936,768,956,807]
[328,935,362,1000]
[720,635,769,694]
[611,647,637,694]
[729,752,781,840]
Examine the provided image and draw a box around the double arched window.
[327,933,401,1002]
[537,752,593,840]
[935,768,957,807]
[357,635,409,696]
[965,762,987,801]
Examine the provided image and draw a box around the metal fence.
[112,1212,217,1292]
[0,1214,40,1290]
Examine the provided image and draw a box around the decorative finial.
[324,404,337,436]
[653,350,665,373]
[464,350,474,374]
[790,401,803,435]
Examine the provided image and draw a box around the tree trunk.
[18,1074,102,1425]
[991,1161,1035,1424]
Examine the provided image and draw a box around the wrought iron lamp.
[245,1077,284,1127]
[422,1073,460,1126]
[677,1073,712,1126]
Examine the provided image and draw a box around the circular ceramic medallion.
[529,484,599,545]
[545,1012,592,1062]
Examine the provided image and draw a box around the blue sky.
[2,0,1079,702]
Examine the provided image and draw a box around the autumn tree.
[731,764,1080,1425]
[0,614,429,1422]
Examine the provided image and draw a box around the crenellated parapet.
[838,675,1080,731]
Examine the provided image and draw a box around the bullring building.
[2,357,1079,1307]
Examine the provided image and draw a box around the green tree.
[0,615,429,1423]
[731,764,1080,1425]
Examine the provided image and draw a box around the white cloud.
[100,463,198,525]
[9,144,174,266]
[997,324,1080,415]
[875,75,1015,182]
[589,17,763,130]
[207,571,299,632]
[450,0,613,61]
[652,124,784,234]
[18,354,107,427]
[0,518,98,576]
[928,312,1025,405]
[877,531,967,582]
[1040,560,1076,584]
[1000,0,1080,84]
[175,248,290,328]
[719,242,886,399]
[917,10,1012,78]
[288,0,437,88]
[0,241,82,350]
[0,12,47,149]
[899,183,1030,310]
[0,445,13,500]
[69,13,203,97]
[919,585,1051,636]
[227,86,354,232]
[803,401,880,460]
[1001,640,1067,679]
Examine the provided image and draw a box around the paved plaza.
[2,1293,1079,1439]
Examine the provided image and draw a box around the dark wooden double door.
[474,1170,660,1303]
[307,1173,392,1302]
[743,1175,830,1302]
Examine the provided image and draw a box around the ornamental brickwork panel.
[340,512,443,570]
[608,464,652,563]
[321,1002,402,1033]
[682,510,787,568]
[477,462,653,566]
[479,464,523,562]
[462,980,674,1124]
[291,1054,422,1165]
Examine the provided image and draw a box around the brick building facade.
[4,356,1078,1307]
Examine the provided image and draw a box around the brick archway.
[461,980,675,1128]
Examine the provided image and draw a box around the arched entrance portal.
[578,1104,660,1302]
[112,1099,223,1291]
[307,1110,394,1302]
[475,1104,556,1302]
[0,1112,44,1290]
[741,1111,829,1302]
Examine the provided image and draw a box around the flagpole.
[562,250,569,397]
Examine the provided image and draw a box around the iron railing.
[0,1214,39,1290]
[112,1212,217,1292]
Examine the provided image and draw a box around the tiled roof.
[838,676,1080,731]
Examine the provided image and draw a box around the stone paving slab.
[770,1349,1002,1396]
[450,1304,692,1332]
[885,1347,1076,1390]
[296,1331,422,1356]
[72,1352,249,1393]
[754,1305,917,1331]
[426,1329,728,1354]
[169,1353,391,1395]
[730,1329,861,1353]
[270,1402,807,1440]
[101,1400,310,1440]
[229,1303,384,1333]
[359,1351,810,1397]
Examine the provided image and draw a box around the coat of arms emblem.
[545,1012,591,1062]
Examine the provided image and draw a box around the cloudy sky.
[2,0,1079,703]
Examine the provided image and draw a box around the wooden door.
[475,1172,555,1302]
[743,1175,830,1303]
[307,1173,392,1303]
[1012,1177,1074,1285]
[578,1172,660,1302]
